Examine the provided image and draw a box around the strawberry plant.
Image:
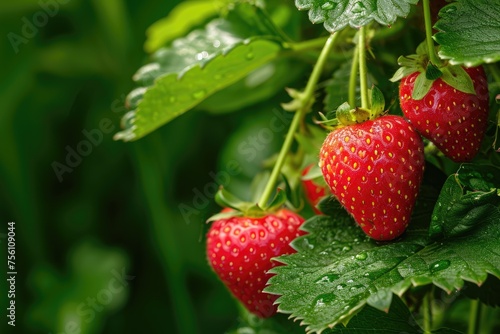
[116,0,500,333]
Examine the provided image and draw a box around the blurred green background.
[0,0,291,333]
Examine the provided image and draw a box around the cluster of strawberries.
[320,66,489,241]
[205,64,489,318]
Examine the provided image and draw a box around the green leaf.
[434,0,500,66]
[295,0,418,33]
[266,205,500,333]
[144,0,219,53]
[199,58,306,114]
[115,39,283,141]
[116,3,288,141]
[429,164,500,239]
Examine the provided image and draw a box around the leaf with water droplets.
[429,164,500,240]
[434,0,500,66]
[266,200,500,333]
[115,3,287,141]
[114,40,283,141]
[295,0,418,32]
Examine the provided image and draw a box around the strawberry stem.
[257,33,339,209]
[358,26,369,109]
[423,0,442,67]
[348,44,359,108]
[468,299,482,334]
[423,291,433,334]
[287,36,329,52]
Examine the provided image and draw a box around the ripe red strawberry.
[206,208,305,317]
[399,66,489,162]
[302,164,329,214]
[319,115,425,241]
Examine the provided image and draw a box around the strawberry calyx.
[317,85,387,130]
[390,42,476,100]
[206,187,288,222]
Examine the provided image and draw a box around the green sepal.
[390,42,428,83]
[263,188,288,212]
[368,86,385,117]
[213,187,264,217]
[336,102,372,126]
[426,63,443,80]
[215,186,250,212]
[412,71,434,100]
[280,174,304,212]
[313,112,341,131]
[389,55,425,82]
[209,186,292,222]
[440,65,476,95]
[206,209,243,223]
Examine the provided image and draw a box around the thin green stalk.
[287,36,330,52]
[468,299,482,334]
[423,292,432,334]
[258,33,339,209]
[348,45,359,107]
[358,26,369,109]
[422,0,441,66]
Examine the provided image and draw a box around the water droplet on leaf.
[193,90,207,99]
[351,2,367,15]
[321,2,334,10]
[315,273,339,284]
[430,260,451,273]
[313,293,336,307]
[355,252,367,260]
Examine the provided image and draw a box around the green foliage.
[294,0,418,32]
[434,0,500,66]
[3,0,500,333]
[267,177,500,333]
[430,164,500,239]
